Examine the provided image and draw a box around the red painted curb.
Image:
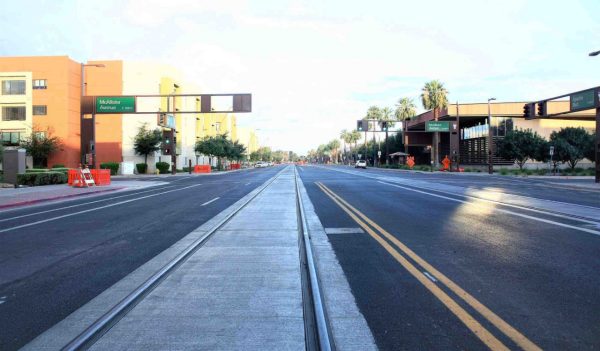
[0,187,124,210]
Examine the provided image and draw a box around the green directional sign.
[426,121,450,132]
[570,89,596,112]
[96,96,136,113]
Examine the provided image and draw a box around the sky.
[1,0,599,154]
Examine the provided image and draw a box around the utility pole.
[487,97,496,174]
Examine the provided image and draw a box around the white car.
[254,161,267,168]
[355,160,367,169]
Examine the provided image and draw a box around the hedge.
[17,172,67,186]
[155,161,170,174]
[136,163,148,174]
[100,162,120,175]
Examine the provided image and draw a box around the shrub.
[100,162,120,175]
[17,171,67,186]
[499,168,509,175]
[136,163,148,174]
[52,164,65,168]
[155,161,170,174]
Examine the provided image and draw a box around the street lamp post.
[80,63,105,169]
[487,97,496,175]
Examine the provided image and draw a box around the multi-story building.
[0,56,81,168]
[0,56,252,172]
[404,101,596,167]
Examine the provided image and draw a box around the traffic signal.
[162,130,174,154]
[357,120,369,132]
[381,121,388,131]
[537,101,547,117]
[523,103,535,120]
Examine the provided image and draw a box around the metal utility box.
[3,149,26,184]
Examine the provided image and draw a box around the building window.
[33,105,47,115]
[2,80,26,95]
[1,131,24,146]
[33,79,47,89]
[2,106,26,121]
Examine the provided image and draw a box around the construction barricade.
[193,165,211,173]
[90,169,111,185]
[230,163,241,170]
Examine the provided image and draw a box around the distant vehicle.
[355,160,367,169]
[255,161,268,168]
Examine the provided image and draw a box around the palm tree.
[379,107,395,165]
[328,139,341,164]
[421,80,449,166]
[349,130,361,162]
[340,129,349,163]
[365,106,382,166]
[395,97,417,122]
[395,97,417,155]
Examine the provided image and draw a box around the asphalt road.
[0,166,281,350]
[299,165,600,350]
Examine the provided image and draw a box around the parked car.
[355,160,367,169]
[254,161,267,168]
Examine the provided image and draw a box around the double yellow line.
[316,182,541,351]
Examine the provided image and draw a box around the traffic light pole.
[595,106,600,183]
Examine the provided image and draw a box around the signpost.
[570,89,595,112]
[425,121,450,132]
[96,96,136,113]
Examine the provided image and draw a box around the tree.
[496,129,546,170]
[229,140,247,162]
[348,130,362,162]
[379,107,395,165]
[550,127,594,170]
[421,80,449,166]
[395,97,417,121]
[328,139,341,164]
[133,123,162,168]
[340,129,350,162]
[20,129,62,168]
[421,80,448,111]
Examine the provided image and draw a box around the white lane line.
[245,182,251,186]
[0,185,178,223]
[201,197,220,206]
[423,272,438,282]
[0,184,203,234]
[324,227,365,234]
[379,181,600,237]
[321,166,600,225]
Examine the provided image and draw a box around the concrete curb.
[0,187,123,210]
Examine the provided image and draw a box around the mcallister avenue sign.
[570,89,596,112]
[425,121,450,132]
[96,96,136,113]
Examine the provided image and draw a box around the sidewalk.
[0,181,167,210]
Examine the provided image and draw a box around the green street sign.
[570,89,596,111]
[426,121,450,132]
[96,96,136,113]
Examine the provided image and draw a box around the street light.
[487,97,496,175]
[80,63,105,169]
[589,50,600,57]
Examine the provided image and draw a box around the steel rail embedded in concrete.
[294,166,335,351]
[61,167,288,351]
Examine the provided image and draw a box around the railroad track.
[59,165,334,351]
